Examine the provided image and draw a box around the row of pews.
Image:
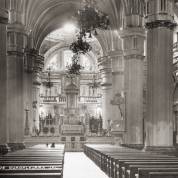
[84,144,178,178]
[0,144,65,178]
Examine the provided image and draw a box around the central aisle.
[63,152,108,178]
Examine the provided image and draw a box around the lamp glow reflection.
[63,23,76,33]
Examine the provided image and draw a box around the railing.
[40,95,101,104]
[40,95,66,103]
[79,96,101,103]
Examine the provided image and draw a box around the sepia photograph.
[0,0,178,178]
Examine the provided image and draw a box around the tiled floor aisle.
[63,152,108,178]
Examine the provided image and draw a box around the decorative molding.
[145,20,177,30]
[7,50,24,57]
[124,54,145,60]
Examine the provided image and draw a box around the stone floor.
[63,152,108,178]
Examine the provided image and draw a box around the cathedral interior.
[1,0,178,178]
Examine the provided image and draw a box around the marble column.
[98,56,113,130]
[0,5,8,145]
[7,23,27,144]
[32,53,44,135]
[144,0,176,150]
[120,20,145,145]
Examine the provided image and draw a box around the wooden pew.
[84,144,178,178]
[0,172,62,178]
[136,168,178,178]
[0,144,65,178]
[148,172,178,178]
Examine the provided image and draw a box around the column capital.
[145,20,176,30]
[119,28,145,59]
[7,23,27,54]
[145,0,176,30]
[0,8,8,24]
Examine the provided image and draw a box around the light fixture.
[66,54,84,76]
[69,35,92,54]
[43,67,53,89]
[77,0,110,38]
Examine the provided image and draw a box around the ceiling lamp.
[77,0,110,38]
[43,68,53,89]
[66,54,84,76]
[69,35,92,54]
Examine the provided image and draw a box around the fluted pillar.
[98,56,113,130]
[7,23,27,143]
[32,52,44,135]
[0,4,8,145]
[120,17,145,145]
[144,0,175,150]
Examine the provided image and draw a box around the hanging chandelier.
[77,0,110,38]
[69,35,92,55]
[43,68,53,88]
[66,54,84,76]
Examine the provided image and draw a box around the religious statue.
[110,92,125,120]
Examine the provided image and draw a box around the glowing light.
[63,23,76,33]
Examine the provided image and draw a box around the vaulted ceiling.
[6,0,123,53]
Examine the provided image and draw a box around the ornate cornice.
[145,20,177,30]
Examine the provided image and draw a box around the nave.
[63,152,108,178]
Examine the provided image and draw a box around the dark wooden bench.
[136,168,178,178]
[0,144,65,178]
[84,144,178,178]
[0,172,62,178]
